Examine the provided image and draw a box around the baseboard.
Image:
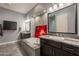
[0,40,20,46]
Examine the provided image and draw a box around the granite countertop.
[22,38,40,50]
[40,35,79,47]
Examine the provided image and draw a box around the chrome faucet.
[56,33,63,37]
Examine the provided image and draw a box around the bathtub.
[20,37,40,56]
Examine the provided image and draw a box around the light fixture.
[48,7,53,12]
[53,4,58,9]
[59,3,64,7]
[25,19,30,22]
[43,10,46,13]
[35,16,40,22]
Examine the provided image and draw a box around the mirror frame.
[48,3,77,34]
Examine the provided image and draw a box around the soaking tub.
[20,37,40,56]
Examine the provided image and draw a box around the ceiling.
[0,3,53,15]
[26,3,57,16]
[26,3,73,16]
[0,3,37,14]
[0,3,73,15]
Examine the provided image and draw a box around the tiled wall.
[30,13,48,37]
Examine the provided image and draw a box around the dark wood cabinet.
[54,48,74,56]
[41,44,53,56]
[20,32,31,39]
[62,43,79,55]
[54,48,63,56]
[61,50,75,56]
[40,38,77,56]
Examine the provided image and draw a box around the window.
[25,22,31,32]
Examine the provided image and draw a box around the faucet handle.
[56,33,63,37]
[56,33,59,36]
[60,33,63,37]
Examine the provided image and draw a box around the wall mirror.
[48,4,77,34]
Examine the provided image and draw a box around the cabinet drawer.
[54,48,74,56]
[24,34,30,38]
[62,43,79,55]
[20,33,30,39]
[41,38,61,48]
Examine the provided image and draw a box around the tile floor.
[0,42,26,56]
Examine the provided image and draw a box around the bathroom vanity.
[43,4,78,56]
[40,35,79,56]
[20,32,31,39]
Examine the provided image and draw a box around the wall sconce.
[48,7,53,12]
[59,3,64,8]
[53,4,58,9]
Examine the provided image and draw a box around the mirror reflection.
[48,4,77,33]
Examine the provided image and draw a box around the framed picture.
[25,21,31,32]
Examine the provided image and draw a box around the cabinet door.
[54,48,63,56]
[62,51,75,56]
[54,48,75,56]
[20,33,30,39]
[62,43,78,55]
[41,44,53,56]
